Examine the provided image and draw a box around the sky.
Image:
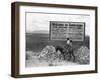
[26,12,90,36]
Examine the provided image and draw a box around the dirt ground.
[25,51,78,67]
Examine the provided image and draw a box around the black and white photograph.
[25,12,89,67]
[11,2,97,77]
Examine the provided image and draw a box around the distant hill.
[26,33,49,41]
[26,30,49,34]
[26,33,89,52]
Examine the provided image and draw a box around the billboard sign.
[50,21,85,41]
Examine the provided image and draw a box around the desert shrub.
[39,45,55,57]
[39,45,62,65]
[26,51,34,60]
[74,46,90,64]
[26,51,40,60]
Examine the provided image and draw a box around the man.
[63,38,75,61]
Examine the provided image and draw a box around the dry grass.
[26,45,89,67]
[26,45,79,67]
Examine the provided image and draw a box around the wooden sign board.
[50,21,85,41]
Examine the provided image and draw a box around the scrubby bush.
[26,51,40,60]
[26,51,34,60]
[39,45,62,66]
[39,46,55,57]
[74,46,90,64]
